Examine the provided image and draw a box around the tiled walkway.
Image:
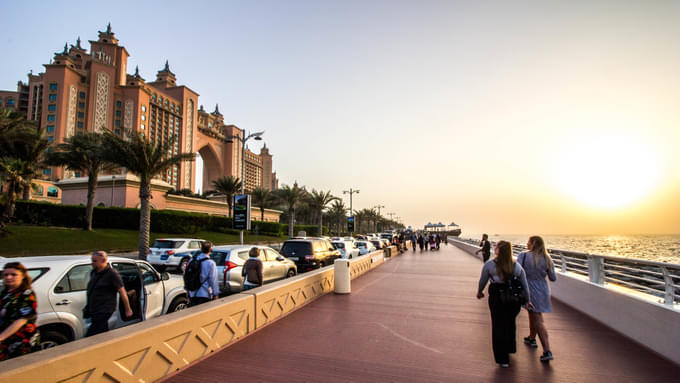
[164,244,680,382]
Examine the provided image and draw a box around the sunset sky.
[2,1,678,235]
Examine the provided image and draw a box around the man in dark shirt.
[242,247,263,291]
[84,251,133,337]
[476,234,491,262]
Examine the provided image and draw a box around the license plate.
[288,257,299,261]
[160,255,169,260]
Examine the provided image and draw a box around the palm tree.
[0,111,49,230]
[251,186,274,221]
[274,182,307,238]
[0,158,32,230]
[327,200,347,235]
[306,189,338,236]
[45,132,109,231]
[209,176,242,217]
[102,129,195,259]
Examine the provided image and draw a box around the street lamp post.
[374,204,385,232]
[110,175,115,207]
[343,188,360,215]
[228,130,264,245]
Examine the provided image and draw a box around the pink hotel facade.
[2,25,280,220]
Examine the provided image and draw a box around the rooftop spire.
[76,36,82,49]
[213,104,221,115]
[164,60,170,71]
[62,43,68,55]
[106,22,112,34]
[134,65,139,76]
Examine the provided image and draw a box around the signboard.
[347,216,355,232]
[233,194,251,230]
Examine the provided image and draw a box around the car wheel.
[286,269,296,278]
[168,296,189,312]
[40,330,69,349]
[178,258,189,274]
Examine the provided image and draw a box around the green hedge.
[280,224,328,236]
[12,200,291,236]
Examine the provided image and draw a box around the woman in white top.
[477,241,534,367]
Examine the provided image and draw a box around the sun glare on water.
[553,133,661,209]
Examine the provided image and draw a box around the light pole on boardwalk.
[228,129,264,245]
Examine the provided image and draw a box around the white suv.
[0,256,188,349]
[331,240,360,259]
[147,238,204,272]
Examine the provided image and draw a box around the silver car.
[355,240,377,255]
[208,245,298,294]
[147,238,204,272]
[0,256,188,349]
[331,240,360,259]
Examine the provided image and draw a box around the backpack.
[494,260,528,306]
[183,255,208,291]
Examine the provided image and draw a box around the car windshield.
[332,242,345,249]
[357,242,366,247]
[0,267,49,288]
[280,242,313,256]
[151,240,183,249]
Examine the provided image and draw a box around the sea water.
[465,234,680,265]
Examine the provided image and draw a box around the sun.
[552,133,661,209]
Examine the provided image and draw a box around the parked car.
[0,256,189,349]
[279,238,342,272]
[355,240,377,255]
[331,240,360,259]
[147,238,204,272]
[207,245,298,294]
[370,239,384,249]
[380,233,395,245]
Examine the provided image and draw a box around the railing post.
[557,253,567,273]
[588,255,605,284]
[659,266,675,306]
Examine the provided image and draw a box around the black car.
[279,238,342,272]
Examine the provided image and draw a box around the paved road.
[163,243,680,382]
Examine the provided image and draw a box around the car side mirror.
[161,272,170,281]
[277,255,285,261]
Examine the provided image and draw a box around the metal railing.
[453,237,680,306]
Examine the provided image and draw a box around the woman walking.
[519,236,557,362]
[477,241,533,367]
[0,262,40,361]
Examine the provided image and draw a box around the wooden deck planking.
[163,244,680,382]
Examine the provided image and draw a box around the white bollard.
[334,259,351,294]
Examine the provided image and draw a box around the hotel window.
[79,92,86,99]
[141,105,146,112]
[116,101,122,108]
[48,104,56,111]
[49,83,58,90]
[78,102,85,108]
[46,125,55,132]
[47,136,54,142]
[77,122,83,129]
[6,99,15,106]
[78,112,84,118]
[49,94,57,101]
[158,96,163,103]
[115,129,121,135]
[141,124,145,130]
[43,169,52,176]
[47,186,58,197]
[141,115,146,121]
[115,110,122,117]
[115,120,121,126]
[47,115,55,121]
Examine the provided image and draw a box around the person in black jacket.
[476,234,491,262]
[242,247,263,291]
[84,251,133,336]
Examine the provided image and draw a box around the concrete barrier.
[0,250,387,382]
[449,237,680,366]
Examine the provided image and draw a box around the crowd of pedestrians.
[415,232,447,251]
[476,235,557,368]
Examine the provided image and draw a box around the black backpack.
[183,255,207,291]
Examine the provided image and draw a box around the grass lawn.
[0,224,288,257]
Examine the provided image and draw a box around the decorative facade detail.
[66,86,77,138]
[94,72,110,132]
[124,99,133,131]
[183,99,195,189]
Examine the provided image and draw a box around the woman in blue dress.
[518,236,557,362]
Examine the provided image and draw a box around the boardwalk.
[164,244,680,382]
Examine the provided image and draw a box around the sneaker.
[524,337,538,348]
[499,363,509,368]
[540,351,554,362]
